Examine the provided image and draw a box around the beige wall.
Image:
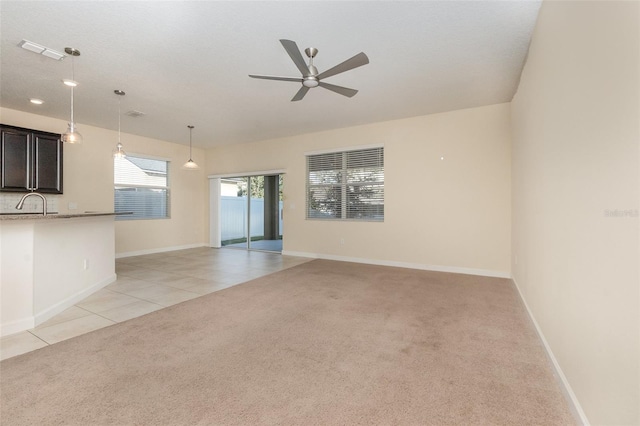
[0,108,206,255]
[511,1,639,424]
[206,103,512,276]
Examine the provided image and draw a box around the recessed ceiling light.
[62,79,78,87]
[30,98,44,105]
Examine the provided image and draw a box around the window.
[114,155,170,220]
[307,147,384,221]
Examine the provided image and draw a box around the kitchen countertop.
[0,212,131,221]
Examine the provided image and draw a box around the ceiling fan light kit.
[249,39,369,102]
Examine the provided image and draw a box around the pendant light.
[113,90,127,158]
[61,47,83,144]
[182,125,199,170]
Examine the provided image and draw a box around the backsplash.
[0,193,59,214]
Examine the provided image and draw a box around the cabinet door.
[33,132,63,193]
[1,126,31,191]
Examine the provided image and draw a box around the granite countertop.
[0,212,131,221]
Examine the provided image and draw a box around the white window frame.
[306,145,384,222]
[114,154,171,221]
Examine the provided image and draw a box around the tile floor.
[224,239,283,252]
[0,247,311,361]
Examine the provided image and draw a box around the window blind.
[114,155,170,220]
[307,147,384,221]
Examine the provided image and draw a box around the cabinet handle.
[33,148,40,191]
[34,139,39,191]
[26,135,32,190]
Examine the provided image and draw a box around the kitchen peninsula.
[1,213,121,336]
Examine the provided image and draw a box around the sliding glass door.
[220,177,248,248]
[220,174,282,252]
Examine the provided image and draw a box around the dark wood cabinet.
[1,124,63,193]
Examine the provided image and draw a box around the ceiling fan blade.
[291,86,310,102]
[318,82,358,98]
[316,52,369,80]
[249,74,302,82]
[280,39,311,77]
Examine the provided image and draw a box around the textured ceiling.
[0,1,541,148]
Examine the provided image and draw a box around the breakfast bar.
[0,213,120,336]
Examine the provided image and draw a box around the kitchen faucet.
[16,192,48,216]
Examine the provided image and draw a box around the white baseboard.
[512,277,589,426]
[1,317,36,338]
[33,274,117,327]
[116,243,207,259]
[1,274,117,338]
[281,251,511,279]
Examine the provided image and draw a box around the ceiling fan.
[249,39,369,102]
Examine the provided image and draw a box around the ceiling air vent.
[125,110,146,117]
[18,40,65,60]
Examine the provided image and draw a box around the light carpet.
[0,260,575,425]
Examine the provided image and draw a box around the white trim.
[33,274,117,327]
[0,274,118,337]
[304,143,384,157]
[208,169,286,179]
[1,317,35,337]
[512,277,590,426]
[209,178,221,248]
[116,243,207,259]
[281,251,510,279]
[124,152,172,162]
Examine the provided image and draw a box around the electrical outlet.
[340,238,345,245]
[68,202,78,210]
[83,259,89,270]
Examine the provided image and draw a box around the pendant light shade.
[182,125,199,170]
[61,47,83,144]
[113,90,127,159]
[183,159,199,169]
[114,143,126,159]
[62,122,82,144]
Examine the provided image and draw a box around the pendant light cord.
[71,55,76,126]
[70,55,75,125]
[118,95,121,144]
[189,126,193,160]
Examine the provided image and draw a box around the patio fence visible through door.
[220,196,283,244]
